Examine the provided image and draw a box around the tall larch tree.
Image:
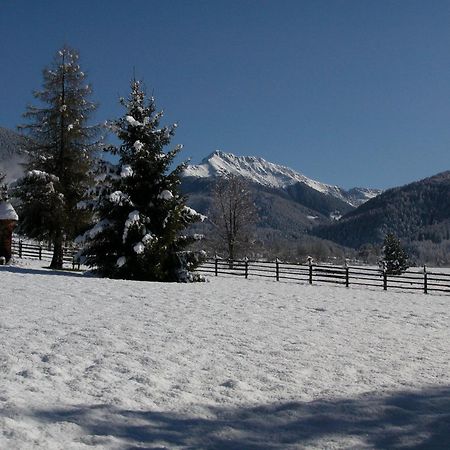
[78,79,204,281]
[14,46,98,269]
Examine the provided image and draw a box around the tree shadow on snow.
[0,265,87,278]
[11,385,450,449]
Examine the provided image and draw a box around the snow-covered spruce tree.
[79,80,205,281]
[13,46,98,269]
[379,232,409,275]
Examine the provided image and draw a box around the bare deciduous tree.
[210,174,257,260]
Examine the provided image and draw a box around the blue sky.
[1,0,450,189]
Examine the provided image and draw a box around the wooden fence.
[198,257,450,295]
[9,240,450,295]
[11,239,81,269]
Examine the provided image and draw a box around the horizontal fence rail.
[8,240,450,295]
[198,257,450,295]
[11,239,81,270]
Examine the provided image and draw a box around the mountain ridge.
[180,150,381,259]
[184,150,381,208]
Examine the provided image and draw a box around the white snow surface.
[1,260,449,449]
[133,241,145,254]
[158,189,174,200]
[120,165,133,178]
[183,151,381,207]
[125,116,141,127]
[27,170,57,181]
[0,201,18,221]
[109,191,130,206]
[116,256,126,268]
[183,150,329,191]
[123,210,141,243]
[183,205,207,222]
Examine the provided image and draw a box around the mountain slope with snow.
[181,151,382,253]
[183,151,381,207]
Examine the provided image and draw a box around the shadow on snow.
[8,385,450,449]
[0,264,88,278]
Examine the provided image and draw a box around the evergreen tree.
[79,80,204,281]
[379,232,409,275]
[13,46,98,269]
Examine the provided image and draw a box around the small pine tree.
[13,46,99,269]
[380,232,409,275]
[79,79,205,281]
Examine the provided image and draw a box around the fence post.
[275,258,280,281]
[38,245,42,260]
[383,262,387,291]
[19,240,22,258]
[423,265,428,294]
[308,256,313,285]
[345,260,349,288]
[244,257,249,279]
[214,253,219,276]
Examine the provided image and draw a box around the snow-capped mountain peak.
[185,150,332,191]
[183,150,381,207]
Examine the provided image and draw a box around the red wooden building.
[0,201,18,263]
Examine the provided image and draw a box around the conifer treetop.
[79,79,205,281]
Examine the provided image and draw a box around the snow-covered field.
[1,260,449,449]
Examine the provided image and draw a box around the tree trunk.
[50,233,64,269]
[228,241,234,268]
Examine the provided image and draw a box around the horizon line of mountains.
[2,125,450,264]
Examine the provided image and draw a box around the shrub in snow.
[379,232,409,275]
[13,46,99,269]
[79,79,205,281]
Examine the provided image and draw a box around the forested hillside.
[314,171,450,264]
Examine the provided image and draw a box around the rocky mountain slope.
[184,151,380,208]
[181,151,381,259]
[182,151,381,231]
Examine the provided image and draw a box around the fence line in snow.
[11,238,81,270]
[10,238,450,295]
[198,257,450,295]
